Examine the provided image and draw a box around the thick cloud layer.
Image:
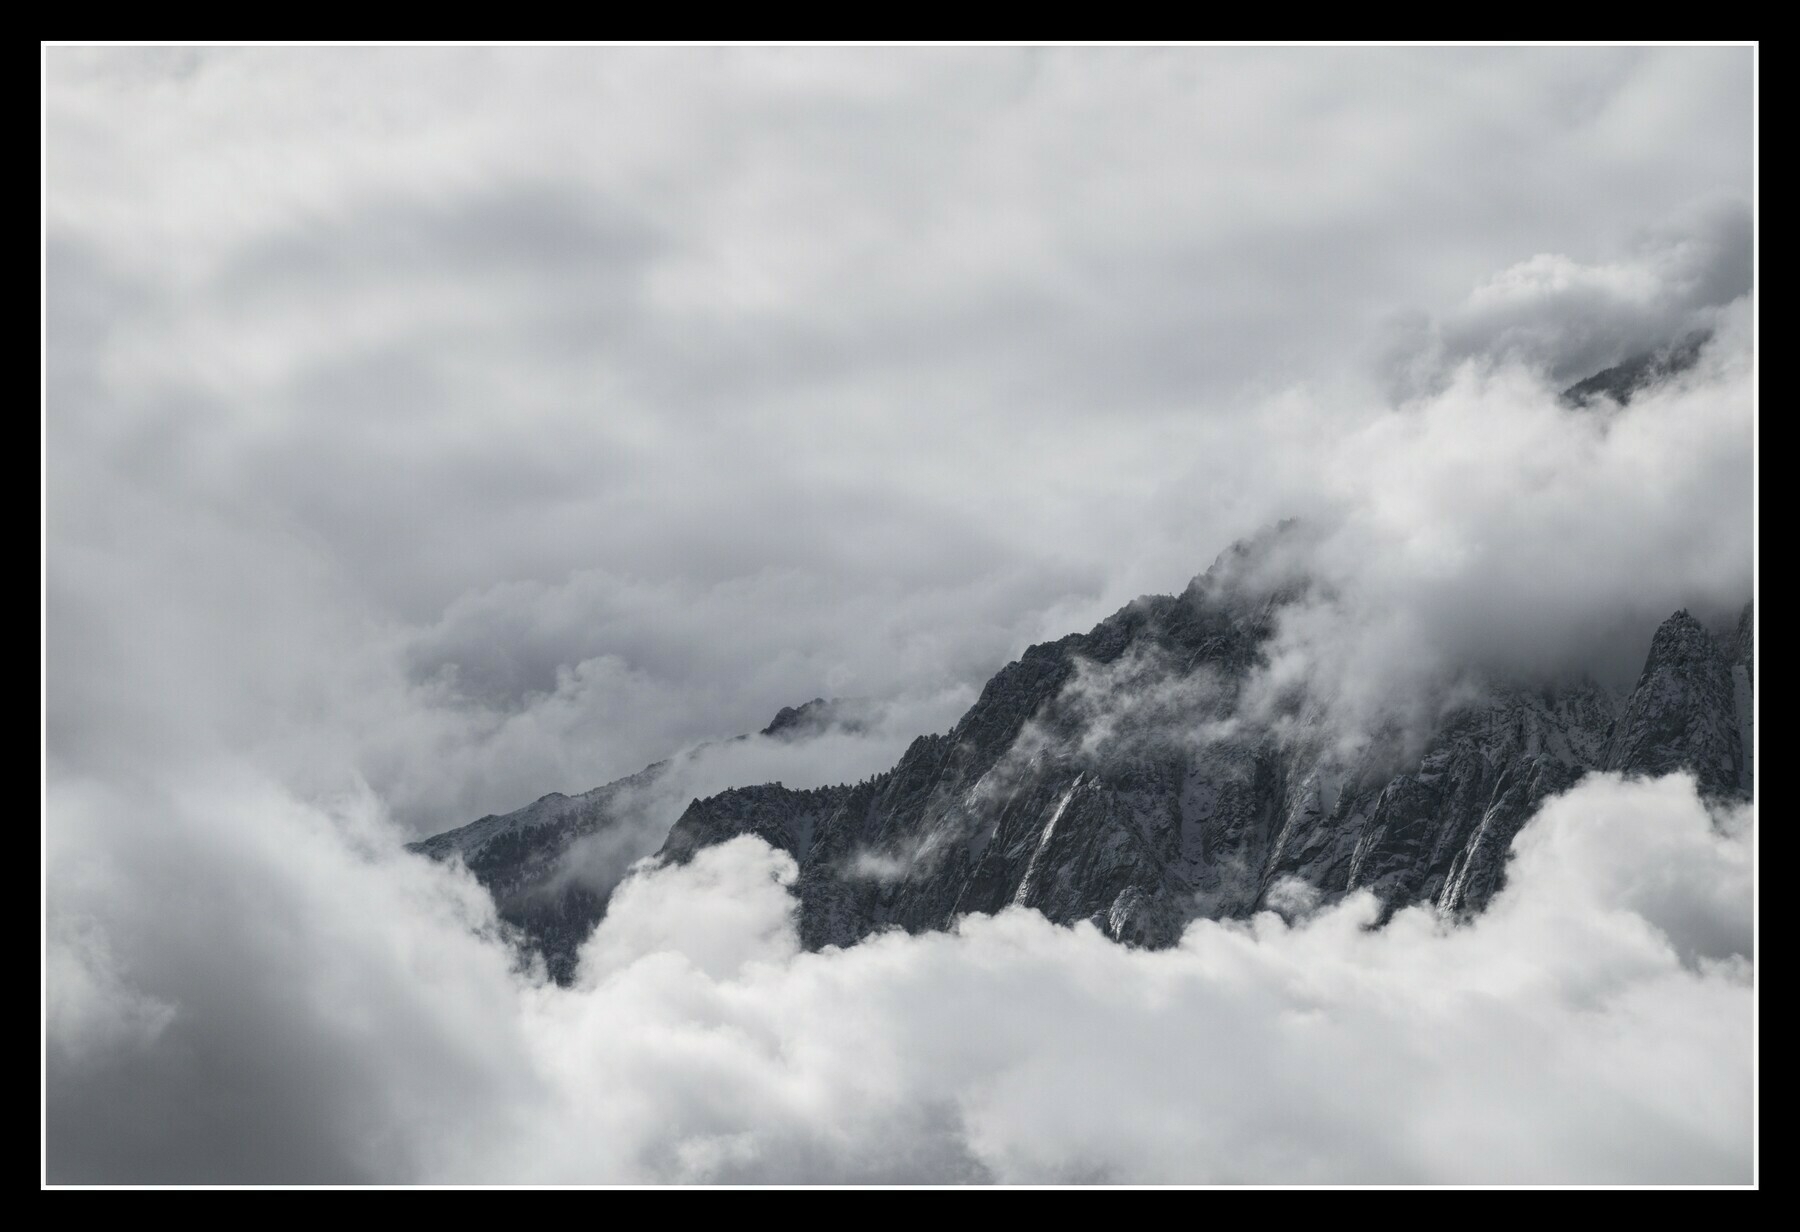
[45,46,1754,833]
[1382,193,1752,397]
[1237,302,1754,758]
[45,770,1752,1183]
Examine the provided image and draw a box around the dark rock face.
[661,783,849,866]
[407,699,885,980]
[408,763,671,984]
[653,576,1751,955]
[1604,609,1750,797]
[1560,330,1710,408]
[761,697,875,740]
[414,536,1753,983]
[655,558,1749,951]
[1735,604,1755,794]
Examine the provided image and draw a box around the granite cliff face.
[414,541,1752,982]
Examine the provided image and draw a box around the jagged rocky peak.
[406,694,883,983]
[654,580,1752,958]
[414,526,1753,986]
[761,696,876,740]
[410,762,669,867]
[1560,329,1711,408]
[1604,605,1753,799]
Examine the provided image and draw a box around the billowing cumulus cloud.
[45,769,1752,1183]
[1236,303,1754,759]
[44,46,1755,1184]
[1382,194,1752,397]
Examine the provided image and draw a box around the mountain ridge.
[413,539,1752,982]
[1559,330,1711,408]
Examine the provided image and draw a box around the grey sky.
[45,45,1752,829]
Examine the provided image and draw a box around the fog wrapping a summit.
[44,47,1754,1185]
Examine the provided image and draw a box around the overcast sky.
[45,45,1753,827]
[44,46,1755,1184]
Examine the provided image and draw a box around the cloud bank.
[1239,301,1754,758]
[45,770,1752,1183]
